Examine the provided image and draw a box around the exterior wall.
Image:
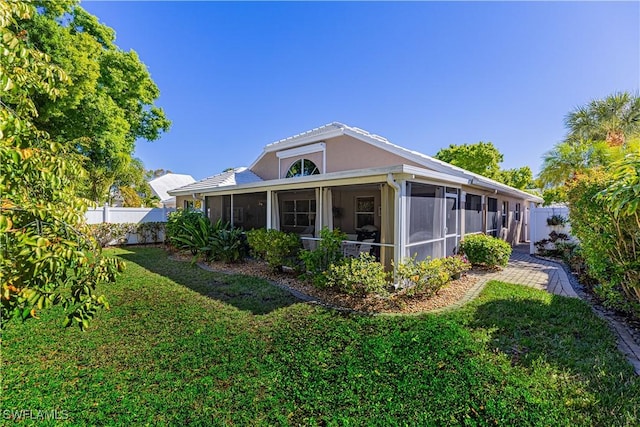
[250,135,426,180]
[176,195,204,210]
[460,185,529,245]
[324,135,424,173]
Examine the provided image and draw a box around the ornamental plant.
[299,227,347,288]
[459,234,512,268]
[394,256,451,297]
[246,228,301,271]
[325,253,389,296]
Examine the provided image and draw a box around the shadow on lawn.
[469,293,631,375]
[118,247,301,315]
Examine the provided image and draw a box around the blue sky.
[81,1,640,181]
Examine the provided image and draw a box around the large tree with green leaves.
[24,0,170,202]
[434,141,534,190]
[1,1,123,330]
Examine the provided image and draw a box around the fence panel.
[85,206,175,246]
[529,205,575,254]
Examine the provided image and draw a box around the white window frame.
[277,142,326,177]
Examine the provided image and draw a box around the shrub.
[299,227,347,288]
[246,228,301,271]
[90,223,136,247]
[440,254,472,278]
[325,253,389,296]
[394,256,450,297]
[459,234,512,268]
[90,222,166,247]
[166,209,213,255]
[567,169,640,315]
[210,227,248,264]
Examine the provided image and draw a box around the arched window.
[285,159,320,178]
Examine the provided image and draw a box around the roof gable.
[148,173,196,202]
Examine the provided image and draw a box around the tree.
[23,1,170,203]
[434,141,534,190]
[499,166,534,190]
[538,138,611,187]
[434,141,503,180]
[1,1,123,330]
[565,91,640,147]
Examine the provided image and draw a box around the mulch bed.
[174,252,481,314]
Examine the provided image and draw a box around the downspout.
[386,173,402,284]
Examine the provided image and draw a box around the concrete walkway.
[469,244,640,375]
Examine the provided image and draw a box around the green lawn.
[2,247,639,426]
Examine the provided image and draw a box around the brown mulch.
[174,252,481,314]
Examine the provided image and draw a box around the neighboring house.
[169,122,543,268]
[149,173,196,208]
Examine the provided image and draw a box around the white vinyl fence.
[529,205,576,254]
[85,206,176,246]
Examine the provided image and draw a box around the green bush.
[89,222,166,247]
[325,253,389,296]
[567,169,640,315]
[166,209,213,255]
[246,228,301,271]
[394,256,450,297]
[440,254,472,278]
[210,227,248,264]
[459,234,512,268]
[299,227,347,288]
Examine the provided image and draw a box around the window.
[282,199,316,228]
[355,197,375,229]
[464,193,483,234]
[515,202,521,222]
[487,197,498,237]
[501,201,509,228]
[285,159,320,178]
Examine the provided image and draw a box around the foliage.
[498,166,535,190]
[440,254,472,277]
[565,91,640,147]
[325,253,389,296]
[598,151,640,217]
[566,170,640,314]
[3,247,639,425]
[541,186,567,206]
[435,142,535,190]
[546,214,567,226]
[394,255,468,297]
[459,234,512,268]
[435,141,503,180]
[22,1,170,203]
[246,228,301,271]
[538,138,611,187]
[1,1,123,330]
[534,230,572,257]
[210,227,248,264]
[88,222,165,246]
[165,209,213,256]
[299,227,347,288]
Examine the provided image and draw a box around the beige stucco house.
[169,122,543,268]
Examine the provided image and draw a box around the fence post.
[103,203,110,223]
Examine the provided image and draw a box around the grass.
[2,247,639,425]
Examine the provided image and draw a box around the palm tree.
[565,92,640,147]
[538,138,611,187]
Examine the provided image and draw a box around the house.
[169,122,543,268]
[148,173,196,208]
